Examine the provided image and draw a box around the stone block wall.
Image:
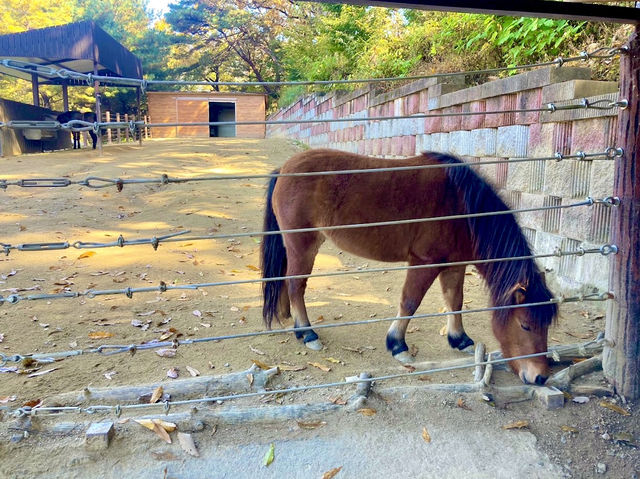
[266,68,621,295]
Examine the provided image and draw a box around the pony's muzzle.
[519,371,548,386]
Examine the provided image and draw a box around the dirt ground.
[0,138,637,478]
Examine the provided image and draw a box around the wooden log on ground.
[43,364,278,407]
[546,355,603,390]
[474,342,486,382]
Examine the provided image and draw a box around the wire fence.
[0,148,623,193]
[0,197,619,257]
[0,46,626,90]
[0,291,613,372]
[0,98,628,134]
[0,48,623,418]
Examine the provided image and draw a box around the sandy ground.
[0,138,637,478]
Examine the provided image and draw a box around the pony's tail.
[260,170,289,329]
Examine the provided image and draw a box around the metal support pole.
[31,73,39,107]
[93,60,103,154]
[603,29,640,400]
[137,86,143,146]
[62,83,69,112]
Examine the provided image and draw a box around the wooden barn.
[147,91,267,139]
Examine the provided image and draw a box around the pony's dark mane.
[431,153,557,329]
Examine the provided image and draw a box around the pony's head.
[492,280,557,385]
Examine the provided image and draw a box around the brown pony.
[260,149,557,385]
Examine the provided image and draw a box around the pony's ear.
[513,283,527,304]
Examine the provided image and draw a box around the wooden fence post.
[106,111,112,144]
[603,29,640,400]
[124,113,130,142]
[116,113,122,143]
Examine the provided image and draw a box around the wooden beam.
[603,28,640,400]
[62,82,69,112]
[31,73,39,107]
[308,0,640,24]
[93,60,103,154]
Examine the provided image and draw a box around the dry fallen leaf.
[308,362,331,372]
[439,324,448,336]
[151,451,179,462]
[186,366,200,377]
[152,422,172,443]
[277,364,306,372]
[422,427,431,443]
[251,359,273,370]
[250,345,266,356]
[156,349,177,358]
[560,425,579,433]
[323,357,344,365]
[297,420,327,430]
[178,432,200,457]
[599,401,631,416]
[28,367,59,378]
[322,466,343,479]
[134,419,156,431]
[154,419,177,432]
[502,420,530,430]
[150,386,164,404]
[357,408,377,416]
[77,251,96,259]
[247,373,254,386]
[88,331,114,339]
[329,396,347,405]
[246,264,260,271]
[167,367,179,379]
[456,397,472,411]
[0,395,17,404]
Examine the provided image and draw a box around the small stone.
[602,433,611,440]
[596,463,607,474]
[85,421,114,451]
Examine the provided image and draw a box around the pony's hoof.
[393,351,414,364]
[305,339,323,351]
[448,332,474,351]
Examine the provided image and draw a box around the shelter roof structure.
[0,21,143,86]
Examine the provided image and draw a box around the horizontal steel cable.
[0,148,623,192]
[0,46,625,89]
[6,334,611,418]
[0,197,619,256]
[0,99,628,132]
[0,292,613,368]
[0,244,617,306]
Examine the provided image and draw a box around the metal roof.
[0,21,143,86]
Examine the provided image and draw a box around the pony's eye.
[520,323,531,332]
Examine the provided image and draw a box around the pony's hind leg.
[439,266,474,351]
[386,266,441,363]
[284,232,324,351]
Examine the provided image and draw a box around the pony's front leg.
[387,267,440,363]
[439,266,474,351]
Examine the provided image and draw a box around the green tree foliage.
[0,1,630,112]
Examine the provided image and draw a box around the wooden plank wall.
[147,92,266,138]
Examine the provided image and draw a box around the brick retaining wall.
[267,68,621,295]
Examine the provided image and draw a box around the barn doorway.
[209,101,236,137]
